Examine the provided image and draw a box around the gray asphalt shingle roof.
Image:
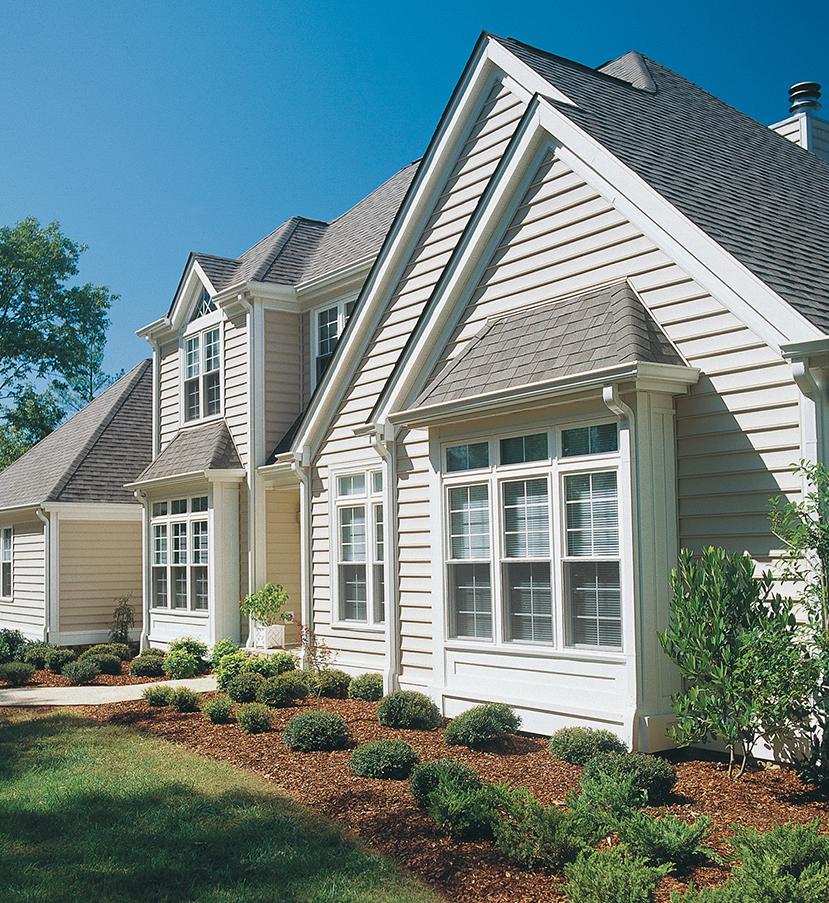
[0,361,153,510]
[134,419,242,484]
[416,282,684,407]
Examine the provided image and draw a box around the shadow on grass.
[0,711,433,903]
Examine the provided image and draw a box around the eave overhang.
[125,467,246,493]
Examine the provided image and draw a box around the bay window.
[443,423,624,651]
[1,528,12,599]
[183,326,221,422]
[151,496,210,613]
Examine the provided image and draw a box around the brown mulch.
[63,695,829,903]
[12,664,162,688]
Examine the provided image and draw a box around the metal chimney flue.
[789,81,821,114]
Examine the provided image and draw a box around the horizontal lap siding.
[158,341,179,451]
[0,520,45,635]
[263,310,302,455]
[58,520,142,631]
[224,313,248,467]
[266,489,301,644]
[311,82,527,675]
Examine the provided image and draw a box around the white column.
[210,480,241,646]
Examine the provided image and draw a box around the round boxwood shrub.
[257,674,308,708]
[0,628,30,663]
[582,751,677,804]
[23,642,54,670]
[348,673,384,701]
[277,670,309,701]
[162,648,199,680]
[227,671,265,703]
[170,687,200,712]
[62,658,100,686]
[215,651,251,691]
[142,685,174,706]
[444,703,522,749]
[85,653,121,676]
[284,711,350,751]
[349,739,419,779]
[409,759,482,807]
[377,691,442,730]
[549,726,627,765]
[0,661,35,686]
[142,647,166,658]
[237,702,273,734]
[129,654,165,678]
[308,668,351,698]
[44,647,76,673]
[82,642,131,662]
[210,638,238,670]
[202,695,233,723]
[243,652,296,678]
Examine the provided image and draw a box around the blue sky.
[0,0,826,375]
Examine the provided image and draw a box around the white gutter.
[35,508,51,643]
[291,447,313,663]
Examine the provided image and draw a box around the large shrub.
[308,668,351,698]
[22,642,54,670]
[617,812,717,874]
[237,702,273,734]
[564,846,670,902]
[349,740,419,779]
[142,685,174,706]
[82,642,131,662]
[210,638,238,670]
[84,653,121,675]
[129,654,165,678]
[202,695,233,724]
[444,703,521,749]
[242,653,295,679]
[582,752,676,804]
[257,673,306,708]
[62,658,100,686]
[215,651,251,691]
[549,726,627,764]
[170,687,200,712]
[377,691,442,730]
[227,671,265,703]
[276,671,309,701]
[284,711,350,751]
[424,776,496,840]
[409,759,481,808]
[44,647,76,673]
[0,661,35,686]
[348,673,384,701]
[162,648,199,680]
[0,628,29,663]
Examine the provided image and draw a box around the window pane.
[566,560,622,647]
[1,562,10,599]
[448,485,489,559]
[337,473,365,497]
[191,496,208,513]
[373,563,385,623]
[371,471,383,494]
[449,562,492,639]
[171,567,188,609]
[171,499,188,515]
[565,472,618,557]
[152,501,167,518]
[204,328,220,372]
[505,562,553,644]
[184,378,200,421]
[340,564,367,621]
[373,503,384,559]
[191,566,208,611]
[152,568,168,608]
[562,423,618,457]
[172,522,188,564]
[345,299,356,321]
[2,528,11,561]
[339,506,366,562]
[500,433,548,465]
[503,478,549,558]
[185,336,200,379]
[153,524,167,565]
[446,442,489,473]
[192,521,209,564]
[318,306,339,356]
[193,288,215,320]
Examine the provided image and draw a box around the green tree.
[0,386,65,468]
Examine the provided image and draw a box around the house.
[0,361,151,643]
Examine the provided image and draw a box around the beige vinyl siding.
[301,311,312,408]
[265,489,301,645]
[158,341,179,450]
[224,312,248,467]
[812,118,829,162]
[311,82,527,676]
[263,310,302,455]
[58,519,142,632]
[0,519,45,636]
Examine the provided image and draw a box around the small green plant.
[202,695,233,723]
[377,691,442,730]
[227,671,265,703]
[84,653,121,675]
[109,593,135,644]
[22,642,54,670]
[617,812,718,873]
[210,638,238,670]
[0,661,35,685]
[237,702,273,734]
[582,752,676,804]
[0,629,30,663]
[142,685,174,706]
[349,740,419,779]
[424,776,496,840]
[409,759,482,808]
[566,772,647,842]
[444,702,521,749]
[240,582,290,625]
[299,622,336,672]
[168,637,208,670]
[491,786,585,870]
[162,648,199,680]
[564,846,671,902]
[308,668,351,698]
[170,687,200,712]
[276,670,309,701]
[82,642,132,661]
[129,654,165,678]
[215,650,251,691]
[284,711,350,751]
[257,675,298,707]
[549,726,627,764]
[348,672,384,701]
[44,647,76,673]
[62,658,100,686]
[242,652,296,679]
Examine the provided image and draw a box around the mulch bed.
[8,664,163,688]
[71,695,829,903]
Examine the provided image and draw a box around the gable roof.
[0,361,153,510]
[493,36,829,332]
[415,282,684,408]
[133,419,242,485]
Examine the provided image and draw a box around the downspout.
[372,421,401,693]
[791,360,826,469]
[134,489,151,650]
[35,508,51,643]
[291,447,313,664]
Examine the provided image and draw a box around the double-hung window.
[313,297,357,384]
[442,423,623,651]
[334,469,385,625]
[151,497,210,613]
[0,528,12,600]
[183,326,221,422]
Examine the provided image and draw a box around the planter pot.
[248,621,288,651]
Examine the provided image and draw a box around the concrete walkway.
[0,675,217,707]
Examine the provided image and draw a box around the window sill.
[150,608,209,618]
[179,413,225,430]
[330,621,385,634]
[443,639,628,665]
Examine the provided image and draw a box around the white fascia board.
[295,256,374,302]
[485,38,574,107]
[205,468,247,483]
[168,261,218,333]
[124,470,207,492]
[781,337,829,361]
[41,502,143,521]
[136,316,171,343]
[258,459,299,488]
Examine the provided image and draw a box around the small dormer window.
[313,296,357,385]
[191,288,216,322]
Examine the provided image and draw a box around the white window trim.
[438,418,628,657]
[179,307,224,427]
[150,494,211,616]
[0,526,13,602]
[310,293,358,391]
[329,462,386,631]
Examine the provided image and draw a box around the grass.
[0,709,436,903]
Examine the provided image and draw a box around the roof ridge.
[194,251,241,264]
[48,360,151,502]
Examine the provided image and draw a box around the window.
[183,326,221,422]
[1,528,12,599]
[191,288,216,321]
[442,427,623,650]
[313,297,357,384]
[150,498,210,613]
[334,468,384,625]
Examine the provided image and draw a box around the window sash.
[1,528,11,599]
[183,327,221,421]
[151,500,210,613]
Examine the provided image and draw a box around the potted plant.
[241,583,294,651]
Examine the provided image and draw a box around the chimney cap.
[789,81,821,114]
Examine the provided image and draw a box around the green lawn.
[0,710,436,903]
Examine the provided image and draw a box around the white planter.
[248,620,287,651]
